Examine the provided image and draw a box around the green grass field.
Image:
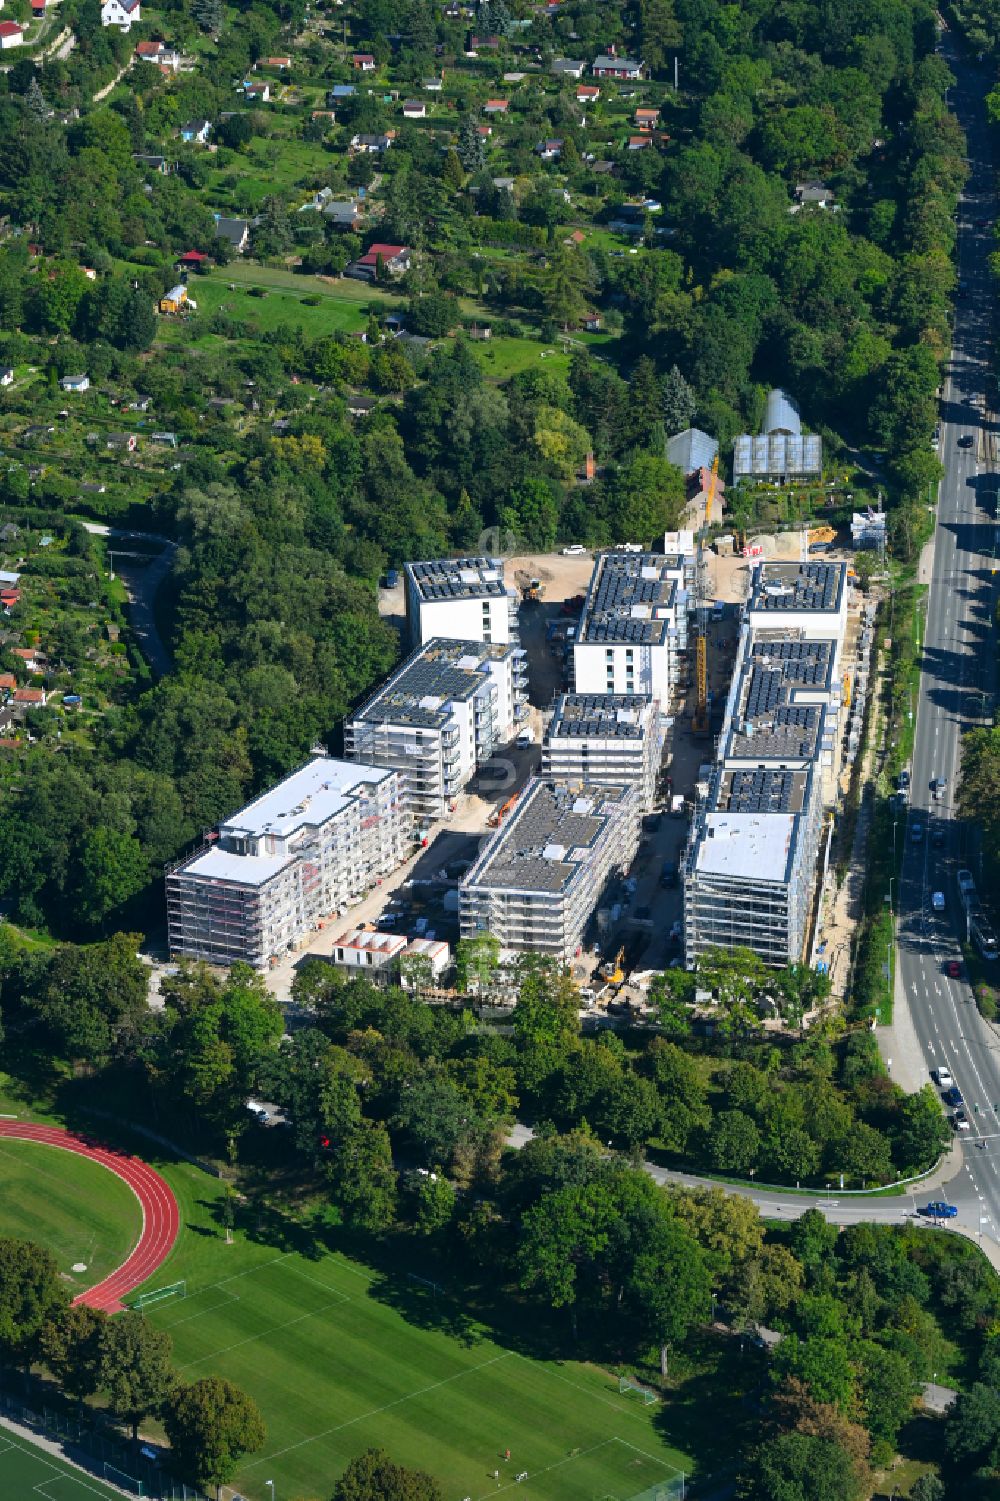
[137,1172,688,1501]
[0,1430,126,1499]
[0,1138,141,1293]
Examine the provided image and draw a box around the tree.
[191,0,222,30]
[662,364,697,434]
[165,1377,265,1499]
[40,1305,106,1407]
[709,1110,760,1176]
[738,1433,863,1501]
[332,1447,442,1501]
[454,934,501,995]
[335,1121,398,1231]
[101,1311,175,1441]
[0,1239,67,1366]
[945,1382,1000,1469]
[645,1040,710,1151]
[909,1477,945,1501]
[540,246,591,329]
[668,1186,764,1285]
[441,149,464,191]
[457,115,486,172]
[771,1335,855,1413]
[855,1342,914,1458]
[610,453,685,546]
[413,1172,456,1236]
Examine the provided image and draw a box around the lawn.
[171,264,403,338]
[0,1429,126,1500]
[0,1138,142,1294]
[137,1170,690,1501]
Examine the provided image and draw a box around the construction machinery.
[842,670,852,708]
[515,570,542,603]
[808,525,837,545]
[691,454,719,737]
[488,791,520,828]
[599,945,626,986]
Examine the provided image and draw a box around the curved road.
[0,1121,179,1312]
[893,36,1000,1256]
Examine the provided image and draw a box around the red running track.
[0,1121,179,1313]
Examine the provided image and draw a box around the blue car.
[943,1085,964,1108]
[921,1202,958,1219]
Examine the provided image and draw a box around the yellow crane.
[692,455,719,738]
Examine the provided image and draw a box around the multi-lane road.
[895,38,1000,1250]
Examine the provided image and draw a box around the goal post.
[130,1280,186,1312]
[103,1461,144,1495]
[618,1375,657,1406]
[406,1272,443,1297]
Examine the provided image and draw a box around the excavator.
[599,945,626,986]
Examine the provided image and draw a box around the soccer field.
[0,1138,142,1293]
[148,1248,688,1501]
[0,1427,126,1499]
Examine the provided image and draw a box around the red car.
[947,960,961,979]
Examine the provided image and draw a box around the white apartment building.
[329,928,408,975]
[344,637,527,823]
[542,693,661,809]
[573,552,683,705]
[166,757,408,969]
[745,561,848,645]
[404,557,519,649]
[683,565,850,969]
[460,779,641,963]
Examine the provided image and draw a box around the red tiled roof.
[13,688,44,703]
[359,243,406,265]
[0,21,24,35]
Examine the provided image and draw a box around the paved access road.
[895,37,1000,1251]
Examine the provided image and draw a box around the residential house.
[328,84,355,101]
[0,586,20,608]
[100,0,140,27]
[535,139,563,160]
[398,936,451,987]
[12,688,46,709]
[159,284,193,314]
[634,106,659,128]
[402,99,426,117]
[576,83,600,102]
[176,249,209,270]
[350,131,393,154]
[324,199,364,230]
[329,928,407,979]
[11,646,42,672]
[311,110,336,125]
[794,181,836,210]
[0,22,23,47]
[133,153,173,174]
[149,432,178,447]
[477,124,492,139]
[0,522,19,540]
[244,80,270,102]
[423,77,443,92]
[347,243,411,281]
[129,395,152,411]
[552,58,586,78]
[106,432,138,452]
[468,33,500,51]
[346,395,377,417]
[214,216,250,253]
[30,0,46,18]
[59,374,90,393]
[352,52,376,70]
[135,39,180,68]
[583,312,602,331]
[591,54,644,79]
[261,55,291,69]
[22,425,54,442]
[627,135,651,150]
[0,674,15,692]
[483,98,508,115]
[0,368,13,387]
[179,119,212,144]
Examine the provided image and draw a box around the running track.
[0,1122,179,1313]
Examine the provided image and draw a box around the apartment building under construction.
[166,756,408,968]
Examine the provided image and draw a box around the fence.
[0,1388,208,1500]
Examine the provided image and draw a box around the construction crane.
[691,454,719,737]
[842,670,852,708]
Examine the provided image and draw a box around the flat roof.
[748,562,845,615]
[547,693,653,740]
[406,556,508,602]
[463,779,633,895]
[180,849,294,887]
[351,637,516,731]
[748,636,835,692]
[578,553,677,646]
[222,756,394,840]
[716,767,809,816]
[693,813,797,885]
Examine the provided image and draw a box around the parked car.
[947,960,961,979]
[921,1201,958,1219]
[931,1066,953,1087]
[898,769,911,789]
[932,829,945,848]
[951,1111,971,1132]
[515,729,534,747]
[385,568,399,589]
[911,822,924,843]
[959,434,974,447]
[943,1085,964,1108]
[932,890,946,912]
[561,544,587,556]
